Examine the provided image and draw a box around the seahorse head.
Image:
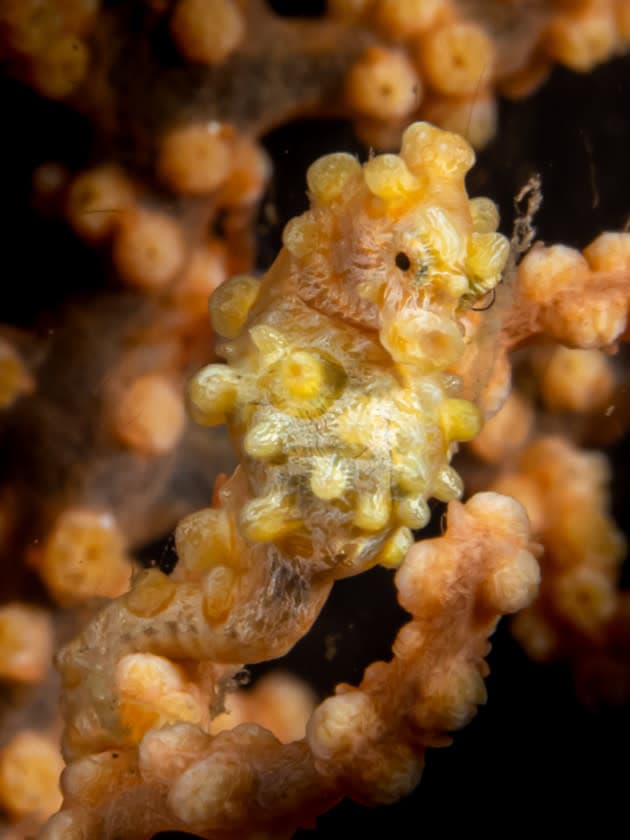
[283,122,509,372]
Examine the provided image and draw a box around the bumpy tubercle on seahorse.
[41,122,540,839]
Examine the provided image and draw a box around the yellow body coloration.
[189,122,509,575]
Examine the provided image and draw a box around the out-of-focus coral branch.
[0,607,80,840]
[0,291,235,606]
[493,436,629,703]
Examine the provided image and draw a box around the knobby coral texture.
[0,0,629,838]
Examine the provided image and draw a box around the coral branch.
[42,493,538,838]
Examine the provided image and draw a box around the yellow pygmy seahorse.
[189,121,509,579]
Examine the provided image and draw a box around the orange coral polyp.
[157,122,234,195]
[345,46,422,120]
[113,207,186,290]
[65,164,134,243]
[35,508,131,605]
[0,604,53,684]
[418,21,496,97]
[170,0,244,66]
[0,732,63,822]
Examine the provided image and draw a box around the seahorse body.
[190,122,510,579]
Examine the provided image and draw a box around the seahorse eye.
[395,251,411,271]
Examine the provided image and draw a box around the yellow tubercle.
[392,448,429,494]
[210,273,260,339]
[310,455,349,501]
[125,570,176,618]
[354,487,392,532]
[282,212,322,258]
[469,197,500,233]
[249,324,289,364]
[400,121,475,179]
[377,527,414,569]
[363,154,421,202]
[243,418,286,459]
[307,153,361,204]
[439,398,482,444]
[202,566,237,623]
[188,364,240,426]
[433,465,464,502]
[395,496,431,529]
[175,507,235,577]
[240,493,302,543]
[466,232,510,294]
[417,206,466,268]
